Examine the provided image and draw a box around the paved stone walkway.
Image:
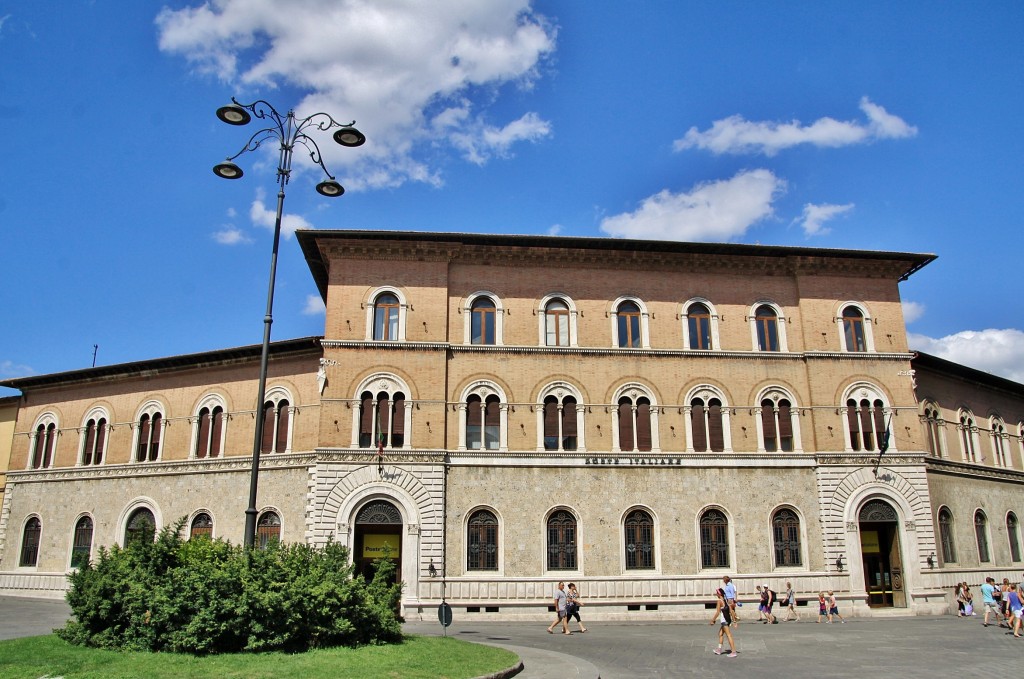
[2,597,1017,678]
[405,614,1021,678]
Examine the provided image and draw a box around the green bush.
[57,519,402,654]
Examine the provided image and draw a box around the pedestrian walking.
[963,583,975,616]
[955,582,966,616]
[566,582,587,633]
[722,575,739,627]
[817,591,829,623]
[1007,583,1023,638]
[783,581,799,621]
[764,584,777,624]
[710,587,738,657]
[827,590,845,623]
[546,581,571,635]
[981,577,1003,628]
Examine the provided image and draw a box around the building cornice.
[925,456,1024,484]
[297,230,936,302]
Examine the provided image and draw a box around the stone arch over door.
[819,466,935,613]
[314,464,439,610]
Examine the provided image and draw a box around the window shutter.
[467,395,482,426]
[210,407,223,457]
[760,400,777,450]
[392,394,405,435]
[618,399,633,451]
[83,420,97,466]
[484,396,500,427]
[138,415,151,461]
[543,397,559,440]
[196,409,211,458]
[261,402,275,453]
[275,401,290,452]
[95,419,106,464]
[360,393,374,436]
[561,397,577,437]
[636,399,652,451]
[778,400,793,450]
[708,400,724,452]
[846,400,861,450]
[691,400,707,452]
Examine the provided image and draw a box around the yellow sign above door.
[363,534,401,559]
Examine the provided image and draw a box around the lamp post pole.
[213,98,365,548]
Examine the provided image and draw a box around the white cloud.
[673,97,917,156]
[0,359,34,378]
[249,198,313,239]
[599,169,786,242]
[302,294,326,316]
[448,112,551,165]
[902,301,925,325]
[909,329,1024,384]
[546,224,563,236]
[212,227,252,245]
[157,0,556,188]
[795,202,854,237]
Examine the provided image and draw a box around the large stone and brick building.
[2,231,1022,620]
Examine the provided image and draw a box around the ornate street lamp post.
[213,97,364,548]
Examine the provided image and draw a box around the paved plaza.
[1,596,1019,678]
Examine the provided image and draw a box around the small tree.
[58,519,402,654]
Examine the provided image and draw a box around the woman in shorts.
[710,588,737,657]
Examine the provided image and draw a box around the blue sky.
[2,1,1022,397]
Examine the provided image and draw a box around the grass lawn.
[0,633,519,679]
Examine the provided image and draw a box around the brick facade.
[1,232,1021,620]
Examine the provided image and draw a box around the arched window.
[71,516,93,568]
[471,296,497,345]
[257,511,281,549]
[1008,513,1021,562]
[938,507,957,564]
[547,510,577,570]
[544,298,571,347]
[700,509,730,568]
[754,304,780,352]
[125,508,156,547]
[846,398,887,452]
[923,405,944,457]
[690,397,724,452]
[616,301,642,348]
[686,302,713,350]
[841,306,867,352]
[359,391,407,449]
[991,419,1008,467]
[467,509,498,571]
[190,513,213,540]
[136,412,163,462]
[975,510,990,563]
[543,395,579,451]
[761,398,794,452]
[466,394,501,450]
[772,508,802,567]
[81,416,107,466]
[959,412,978,462]
[260,393,291,454]
[194,406,224,459]
[618,395,653,452]
[373,292,401,340]
[31,422,57,469]
[19,517,41,567]
[624,509,654,570]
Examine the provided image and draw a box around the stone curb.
[472,659,525,679]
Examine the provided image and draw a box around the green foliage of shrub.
[57,518,402,655]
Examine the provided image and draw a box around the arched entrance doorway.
[353,499,402,584]
[859,499,905,608]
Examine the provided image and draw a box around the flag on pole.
[872,414,892,477]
